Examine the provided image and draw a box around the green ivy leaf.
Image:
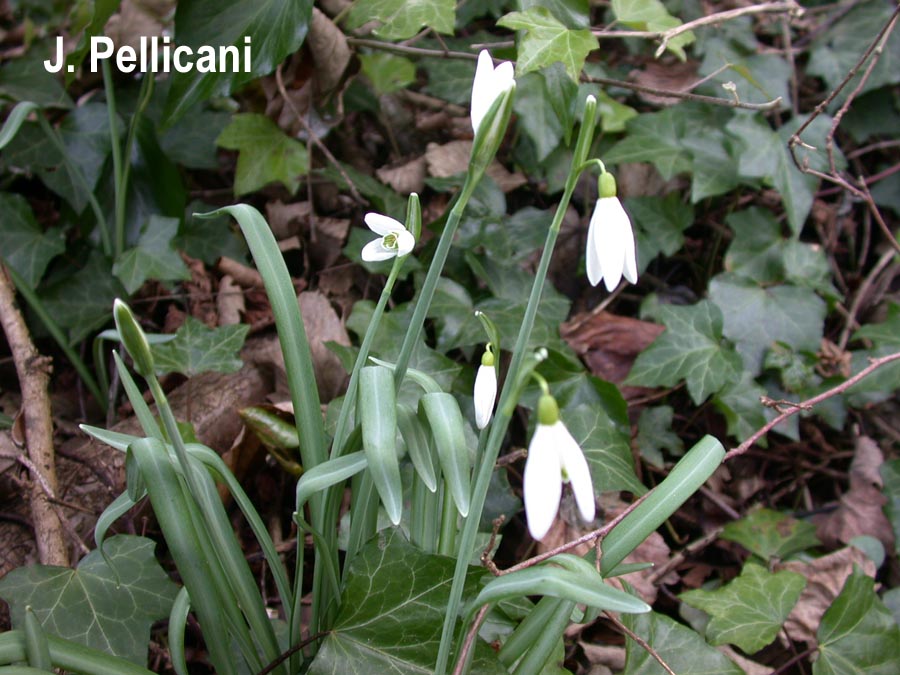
[808,1,900,100]
[217,113,309,196]
[0,193,65,287]
[681,564,806,653]
[604,107,693,180]
[359,53,417,94]
[596,90,638,133]
[709,273,826,376]
[346,0,455,41]
[848,303,900,403]
[0,45,73,108]
[610,0,694,60]
[880,460,900,556]
[636,405,682,467]
[151,316,249,377]
[622,606,744,675]
[566,403,645,495]
[164,0,312,123]
[713,371,775,444]
[423,58,477,105]
[626,300,743,405]
[815,568,900,675]
[514,71,564,162]
[307,529,506,675]
[720,508,821,561]
[39,251,127,344]
[160,108,231,170]
[625,194,693,274]
[498,7,598,81]
[0,535,178,665]
[177,201,247,265]
[113,216,191,294]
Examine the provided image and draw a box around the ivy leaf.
[177,202,247,265]
[498,7,598,81]
[113,216,191,294]
[720,508,821,561]
[636,405,682,467]
[626,300,743,405]
[604,107,693,180]
[625,194,693,274]
[880,460,900,557]
[216,113,309,196]
[0,535,178,665]
[359,53,417,95]
[346,0,455,41]
[565,403,645,495]
[308,529,506,675]
[815,568,900,675]
[713,372,774,444]
[681,564,806,653]
[151,316,249,377]
[164,0,312,123]
[514,71,564,162]
[709,273,826,376]
[39,251,127,344]
[0,193,64,287]
[610,0,694,59]
[623,606,744,675]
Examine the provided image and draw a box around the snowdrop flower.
[470,50,515,136]
[473,345,497,429]
[361,212,415,262]
[523,393,596,541]
[586,171,638,291]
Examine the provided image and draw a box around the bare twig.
[725,351,900,462]
[274,64,365,205]
[837,247,896,351]
[255,632,328,675]
[0,266,68,566]
[605,611,677,675]
[450,604,491,675]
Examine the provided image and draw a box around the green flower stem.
[4,266,105,409]
[392,175,477,388]
[35,116,111,257]
[116,74,154,255]
[437,480,458,556]
[511,600,575,675]
[435,98,598,675]
[100,60,126,259]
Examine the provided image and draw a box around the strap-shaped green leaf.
[359,366,403,525]
[421,392,471,517]
[168,587,191,675]
[601,434,724,575]
[23,606,51,671]
[295,451,369,511]
[397,404,438,492]
[0,101,38,150]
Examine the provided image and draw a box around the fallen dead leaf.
[104,0,165,54]
[719,645,769,675]
[561,311,664,398]
[298,291,350,402]
[630,60,700,106]
[376,156,426,195]
[217,256,264,288]
[578,643,625,672]
[307,7,351,98]
[217,275,245,326]
[425,141,527,192]
[781,546,876,645]
[266,200,310,240]
[812,435,894,551]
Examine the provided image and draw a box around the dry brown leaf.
[812,435,894,550]
[561,311,664,398]
[718,645,769,675]
[278,235,302,253]
[217,275,245,326]
[307,7,351,97]
[298,291,350,402]
[266,200,311,239]
[781,546,876,645]
[578,643,625,672]
[217,256,264,288]
[376,156,426,195]
[104,0,165,53]
[425,141,527,192]
[630,61,700,106]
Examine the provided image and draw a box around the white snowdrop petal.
[471,50,495,134]
[473,364,497,429]
[595,199,625,292]
[493,61,515,91]
[558,427,596,523]
[364,212,404,236]
[524,424,562,541]
[586,202,604,287]
[361,240,394,262]
[395,228,416,256]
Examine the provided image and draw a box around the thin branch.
[274,64,366,205]
[605,611,677,675]
[586,74,783,111]
[837,248,896,351]
[0,265,68,566]
[725,351,900,462]
[450,604,491,675]
[255,631,329,675]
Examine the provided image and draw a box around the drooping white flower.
[470,50,515,136]
[586,172,638,291]
[523,394,596,541]
[473,347,497,429]
[361,212,415,262]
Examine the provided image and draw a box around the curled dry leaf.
[307,7,352,98]
[630,60,700,107]
[781,546,876,645]
[812,435,895,550]
[376,156,427,195]
[298,291,350,402]
[217,275,245,326]
[217,256,264,288]
[424,140,527,192]
[104,0,165,53]
[578,643,625,673]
